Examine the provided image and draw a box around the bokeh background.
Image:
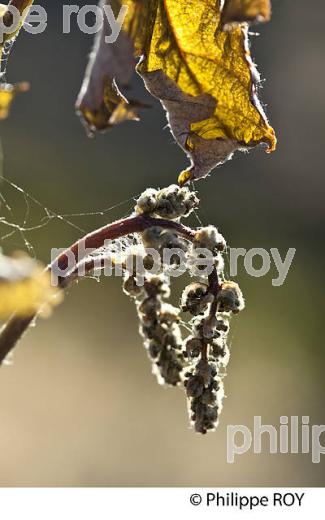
[0,0,324,486]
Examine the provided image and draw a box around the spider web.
[0,139,234,290]
[0,38,17,82]
[0,25,144,270]
[0,154,208,258]
[0,141,141,262]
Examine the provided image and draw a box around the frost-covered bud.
[141,226,164,249]
[200,387,218,406]
[160,231,188,253]
[139,322,153,340]
[210,339,230,366]
[216,318,230,333]
[154,185,199,220]
[217,281,245,314]
[214,253,225,273]
[122,274,144,298]
[193,226,227,252]
[185,362,224,433]
[196,359,218,386]
[192,401,221,434]
[140,322,159,342]
[159,303,180,325]
[181,282,213,315]
[186,374,204,398]
[141,297,184,386]
[145,339,162,360]
[184,192,200,216]
[191,316,205,338]
[135,188,158,214]
[184,336,202,358]
[141,227,189,268]
[142,226,189,252]
[202,316,218,340]
[162,323,183,349]
[192,315,218,340]
[137,296,161,326]
[154,348,184,386]
[142,254,155,271]
[138,296,161,316]
[144,274,170,299]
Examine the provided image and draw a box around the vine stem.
[0,214,196,365]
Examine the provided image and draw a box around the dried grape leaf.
[77,0,276,183]
[0,81,29,119]
[0,1,34,47]
[76,6,139,134]
[0,1,34,118]
[222,0,271,25]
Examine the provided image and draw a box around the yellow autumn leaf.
[0,253,63,319]
[78,0,276,183]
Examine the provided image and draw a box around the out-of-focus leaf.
[0,252,63,319]
[78,0,276,183]
[0,81,29,119]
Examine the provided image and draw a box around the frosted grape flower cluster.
[122,185,245,433]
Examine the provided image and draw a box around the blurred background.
[0,0,324,486]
